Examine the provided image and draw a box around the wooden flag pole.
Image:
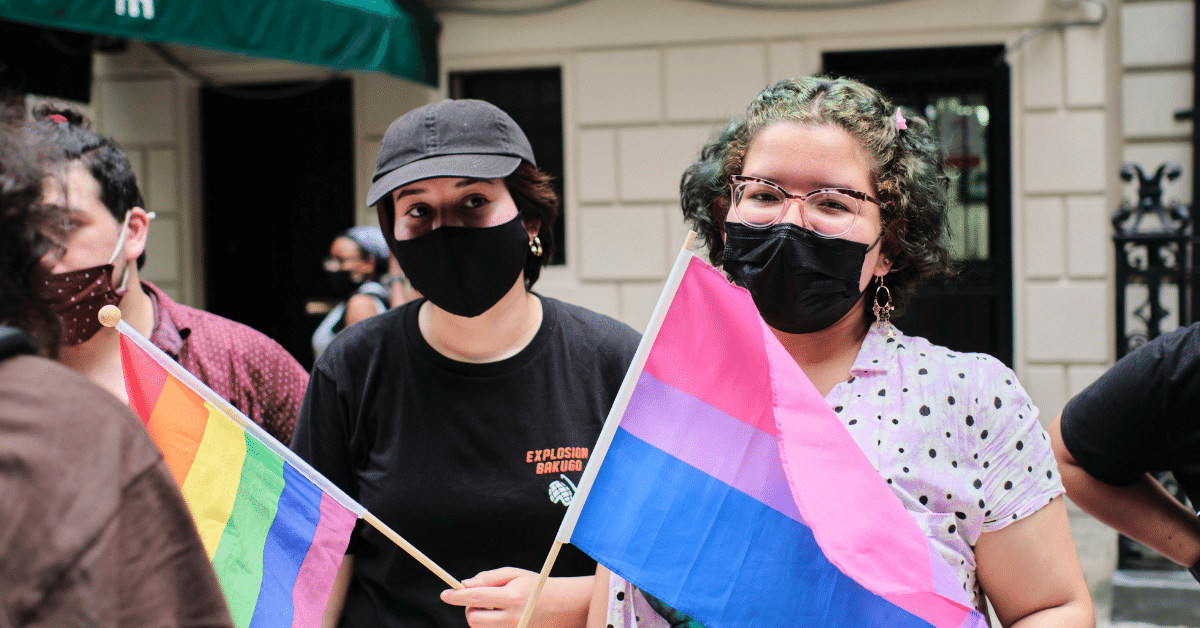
[104,305,464,592]
[364,513,463,589]
[514,540,563,628]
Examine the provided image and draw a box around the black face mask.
[326,270,363,296]
[723,221,872,334]
[391,215,529,318]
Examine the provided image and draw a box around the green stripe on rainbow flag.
[119,329,360,628]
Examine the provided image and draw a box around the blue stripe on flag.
[571,428,935,628]
[247,462,322,628]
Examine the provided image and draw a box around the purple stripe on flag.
[928,542,965,604]
[291,492,357,628]
[621,370,802,522]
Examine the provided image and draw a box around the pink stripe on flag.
[644,257,776,436]
[765,314,978,624]
[291,493,358,628]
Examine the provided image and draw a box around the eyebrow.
[741,174,864,193]
[393,178,491,200]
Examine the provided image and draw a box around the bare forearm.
[322,556,354,628]
[1049,411,1200,566]
[586,566,610,628]
[1061,468,1200,566]
[531,575,593,628]
[1003,599,1094,628]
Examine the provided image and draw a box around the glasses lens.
[803,191,859,238]
[731,180,786,226]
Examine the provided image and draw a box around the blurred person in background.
[312,225,393,362]
[26,103,307,444]
[0,124,232,628]
[383,254,422,308]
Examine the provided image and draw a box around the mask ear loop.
[865,228,884,253]
[107,211,134,290]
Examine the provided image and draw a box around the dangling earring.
[873,276,895,339]
[529,236,543,257]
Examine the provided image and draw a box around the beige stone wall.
[1015,5,1118,425]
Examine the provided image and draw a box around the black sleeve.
[290,363,363,551]
[1060,323,1200,486]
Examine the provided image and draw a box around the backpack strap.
[0,325,37,361]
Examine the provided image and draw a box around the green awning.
[0,0,439,86]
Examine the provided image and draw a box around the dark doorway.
[450,68,566,266]
[200,79,355,370]
[825,46,1014,365]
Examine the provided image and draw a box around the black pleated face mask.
[391,214,529,318]
[722,221,870,334]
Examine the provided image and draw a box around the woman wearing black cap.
[291,100,640,628]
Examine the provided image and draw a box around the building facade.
[71,0,1192,593]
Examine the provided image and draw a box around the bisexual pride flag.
[557,247,987,628]
[119,323,361,628]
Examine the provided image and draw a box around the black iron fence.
[1111,161,1194,571]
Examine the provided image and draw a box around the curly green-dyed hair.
[680,75,953,319]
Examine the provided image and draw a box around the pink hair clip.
[894,108,907,131]
[47,114,68,124]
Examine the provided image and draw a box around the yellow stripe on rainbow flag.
[181,402,250,559]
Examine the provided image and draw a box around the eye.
[402,203,432,218]
[462,194,489,210]
[809,193,855,214]
[741,183,785,205]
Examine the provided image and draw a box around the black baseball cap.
[367,99,537,206]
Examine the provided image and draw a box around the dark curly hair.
[0,127,67,356]
[26,102,147,268]
[375,161,560,289]
[680,75,953,319]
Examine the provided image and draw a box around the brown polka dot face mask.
[39,263,127,345]
[38,212,131,346]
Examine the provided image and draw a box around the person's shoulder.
[542,296,641,351]
[0,354,155,453]
[157,291,300,363]
[897,330,1014,379]
[1,354,124,408]
[1132,321,1200,368]
[316,300,411,371]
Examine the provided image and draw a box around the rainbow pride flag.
[119,325,361,628]
[557,248,987,628]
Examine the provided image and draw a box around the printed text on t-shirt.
[527,447,589,474]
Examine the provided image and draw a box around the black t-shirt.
[291,295,640,628]
[1060,322,1200,504]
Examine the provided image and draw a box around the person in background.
[1050,322,1200,582]
[26,103,307,444]
[0,125,232,628]
[312,225,393,362]
[383,254,422,308]
[590,76,1093,628]
[291,99,639,628]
